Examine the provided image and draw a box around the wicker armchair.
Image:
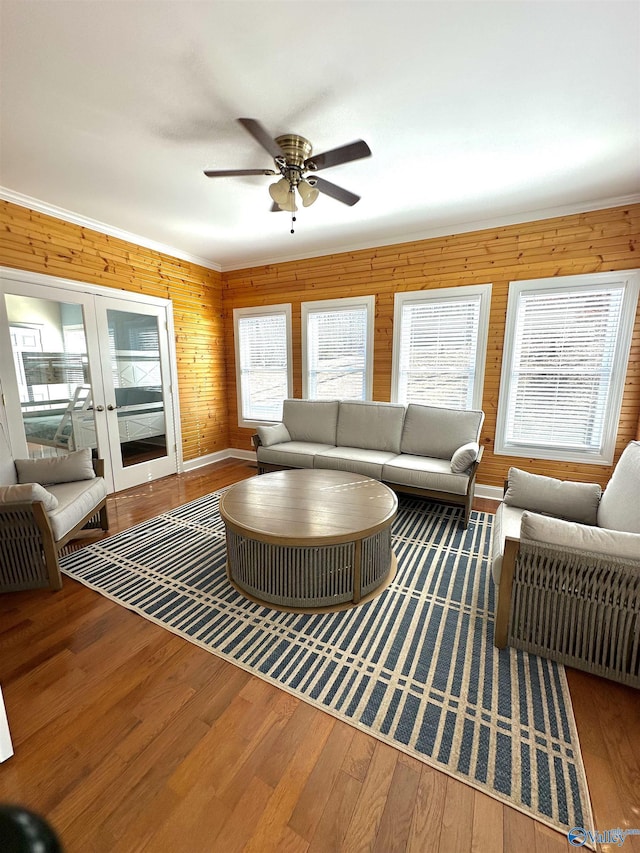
[492,442,640,688]
[0,428,109,593]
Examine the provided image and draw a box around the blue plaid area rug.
[61,491,593,838]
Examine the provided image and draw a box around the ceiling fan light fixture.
[277,191,298,212]
[298,179,320,207]
[268,177,290,206]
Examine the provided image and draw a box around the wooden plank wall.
[223,204,640,489]
[0,200,229,462]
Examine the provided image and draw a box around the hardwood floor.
[0,459,638,852]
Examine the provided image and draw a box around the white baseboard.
[474,483,503,502]
[182,449,504,504]
[181,448,255,472]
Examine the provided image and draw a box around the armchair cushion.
[450,441,479,473]
[504,467,601,525]
[15,449,96,486]
[596,441,640,533]
[521,511,640,562]
[47,478,108,541]
[256,422,291,448]
[0,483,58,511]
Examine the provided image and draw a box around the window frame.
[233,303,293,428]
[494,271,640,465]
[390,283,492,410]
[301,295,375,401]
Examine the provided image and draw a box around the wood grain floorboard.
[0,458,637,852]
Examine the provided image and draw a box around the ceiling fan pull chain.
[290,186,296,234]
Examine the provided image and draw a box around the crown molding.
[2,185,638,275]
[219,193,640,271]
[0,187,222,273]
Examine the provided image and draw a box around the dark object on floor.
[0,804,63,852]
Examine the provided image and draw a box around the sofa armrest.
[251,433,262,451]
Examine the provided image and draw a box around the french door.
[0,269,179,492]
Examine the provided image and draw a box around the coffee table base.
[226,525,395,609]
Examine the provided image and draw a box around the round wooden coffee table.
[219,469,398,609]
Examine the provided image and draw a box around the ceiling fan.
[204,118,371,225]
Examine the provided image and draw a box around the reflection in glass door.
[105,308,167,468]
[5,294,98,459]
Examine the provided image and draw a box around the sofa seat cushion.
[336,401,406,453]
[597,441,640,533]
[47,477,107,541]
[400,404,484,458]
[282,399,339,445]
[314,447,397,480]
[491,503,525,586]
[382,455,470,496]
[257,442,333,469]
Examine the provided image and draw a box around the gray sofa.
[253,399,485,527]
[492,441,640,687]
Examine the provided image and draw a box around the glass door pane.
[94,295,177,491]
[4,294,98,459]
[105,308,167,468]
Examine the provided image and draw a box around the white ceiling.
[1,1,639,271]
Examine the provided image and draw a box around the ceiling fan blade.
[309,176,361,206]
[238,118,285,160]
[304,139,371,172]
[204,168,277,177]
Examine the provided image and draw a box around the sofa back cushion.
[400,404,484,459]
[597,441,640,533]
[282,399,339,446]
[337,401,406,453]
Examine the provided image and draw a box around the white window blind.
[392,285,491,409]
[501,282,629,459]
[303,298,373,400]
[236,309,290,422]
[397,297,480,407]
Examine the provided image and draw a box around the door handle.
[106,404,120,411]
[94,405,105,412]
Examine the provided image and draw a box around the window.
[391,284,491,409]
[234,304,292,426]
[302,296,374,400]
[495,271,640,464]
